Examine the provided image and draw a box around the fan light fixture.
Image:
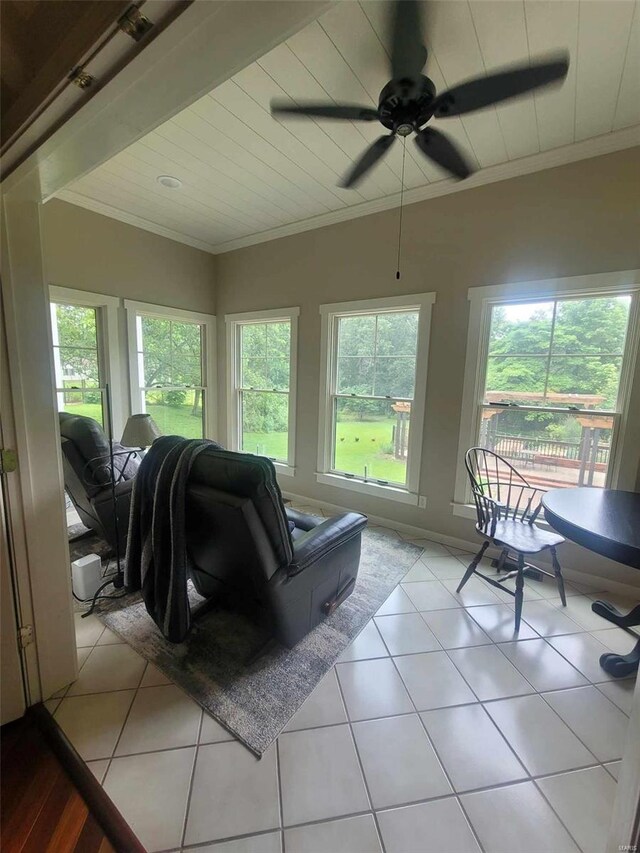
[157,175,182,189]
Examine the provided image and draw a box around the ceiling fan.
[271,0,569,187]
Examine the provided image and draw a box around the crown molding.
[54,126,639,257]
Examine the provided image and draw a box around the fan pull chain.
[396,136,407,280]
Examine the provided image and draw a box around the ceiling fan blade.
[270,102,379,121]
[432,55,570,117]
[340,135,396,188]
[390,0,428,81]
[415,127,472,180]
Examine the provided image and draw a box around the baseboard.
[282,489,640,601]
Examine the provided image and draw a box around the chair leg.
[457,541,490,593]
[495,548,508,573]
[514,553,525,632]
[551,547,567,607]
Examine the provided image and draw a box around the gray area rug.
[68,525,113,563]
[98,526,421,756]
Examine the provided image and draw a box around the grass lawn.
[334,418,406,483]
[243,432,288,461]
[60,402,203,439]
[244,419,405,482]
[61,405,406,482]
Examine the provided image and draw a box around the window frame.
[124,299,217,440]
[453,270,640,520]
[225,306,299,476]
[49,286,124,434]
[318,293,436,505]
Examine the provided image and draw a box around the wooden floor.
[1,714,115,853]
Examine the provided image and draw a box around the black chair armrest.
[290,512,367,574]
[92,479,134,505]
[286,507,324,532]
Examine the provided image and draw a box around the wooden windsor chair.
[459,447,567,631]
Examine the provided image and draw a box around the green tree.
[54,304,100,385]
[485,296,630,445]
[486,297,629,409]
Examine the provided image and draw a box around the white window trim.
[49,285,125,435]
[317,292,436,505]
[225,306,299,476]
[124,299,217,440]
[453,270,640,521]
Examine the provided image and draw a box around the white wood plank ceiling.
[56,1,640,254]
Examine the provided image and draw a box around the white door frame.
[0,288,30,722]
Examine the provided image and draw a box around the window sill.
[274,463,296,478]
[316,472,419,505]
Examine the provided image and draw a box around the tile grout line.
[64,527,630,851]
[72,676,624,844]
[100,656,150,789]
[179,708,204,849]
[379,583,620,852]
[275,737,286,853]
[379,616,488,853]
[333,662,388,853]
[531,773,597,853]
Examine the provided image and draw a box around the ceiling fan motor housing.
[378,76,437,135]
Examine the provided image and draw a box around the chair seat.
[492,519,564,554]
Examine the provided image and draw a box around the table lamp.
[121,413,162,449]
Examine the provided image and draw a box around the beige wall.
[41,199,217,314]
[216,147,640,587]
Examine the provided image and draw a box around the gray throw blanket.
[125,435,223,642]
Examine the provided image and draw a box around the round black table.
[543,488,640,677]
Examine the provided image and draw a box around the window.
[318,294,435,504]
[125,301,216,440]
[454,272,640,514]
[50,302,104,424]
[226,308,298,473]
[49,287,123,432]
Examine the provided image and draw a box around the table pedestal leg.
[591,600,640,678]
[591,601,640,628]
[599,640,640,678]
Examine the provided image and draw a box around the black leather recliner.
[184,448,368,647]
[59,412,139,551]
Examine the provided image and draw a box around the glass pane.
[240,391,289,462]
[552,296,631,355]
[242,357,268,389]
[267,358,290,391]
[337,357,374,395]
[478,407,614,490]
[333,397,409,486]
[57,347,100,387]
[484,356,547,404]
[174,354,202,387]
[373,357,416,399]
[375,311,419,356]
[144,389,204,438]
[546,356,623,409]
[337,315,376,356]
[140,316,202,387]
[241,323,267,358]
[266,321,290,360]
[54,304,99,349]
[55,389,104,427]
[488,302,554,356]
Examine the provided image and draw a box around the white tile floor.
[50,508,638,853]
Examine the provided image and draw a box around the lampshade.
[121,414,162,448]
